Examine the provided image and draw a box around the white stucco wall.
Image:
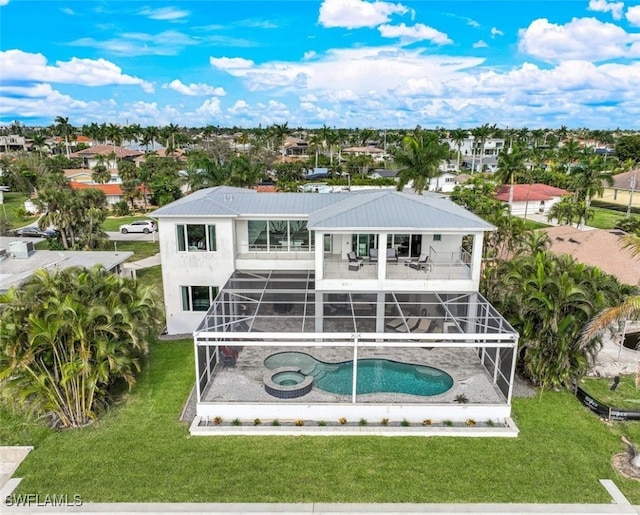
[159,216,236,334]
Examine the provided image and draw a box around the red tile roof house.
[69,181,150,209]
[494,184,570,216]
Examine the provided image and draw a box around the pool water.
[264,352,453,396]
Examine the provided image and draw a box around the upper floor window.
[177,224,217,252]
[248,220,311,251]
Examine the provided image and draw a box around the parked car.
[119,220,156,234]
[13,226,58,238]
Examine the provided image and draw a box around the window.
[433,234,442,241]
[177,224,216,252]
[248,220,311,251]
[181,286,219,312]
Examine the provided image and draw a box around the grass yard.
[107,241,159,260]
[0,192,39,229]
[580,374,640,411]
[5,340,640,504]
[589,207,627,230]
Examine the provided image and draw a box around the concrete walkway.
[123,253,161,270]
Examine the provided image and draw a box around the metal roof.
[151,186,494,231]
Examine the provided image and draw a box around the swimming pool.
[263,352,453,396]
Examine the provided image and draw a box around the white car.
[119,220,156,234]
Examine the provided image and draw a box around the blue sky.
[1,0,640,129]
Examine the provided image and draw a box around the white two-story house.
[152,187,519,435]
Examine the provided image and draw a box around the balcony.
[323,249,472,281]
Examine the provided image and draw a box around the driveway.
[106,231,157,242]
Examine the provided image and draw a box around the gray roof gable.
[151,187,493,231]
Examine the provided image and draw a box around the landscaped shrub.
[454,393,469,404]
[443,420,453,427]
[401,419,410,427]
[466,419,476,427]
[338,417,347,425]
[422,419,432,426]
[231,418,241,426]
[271,419,280,426]
[112,200,130,216]
[358,418,367,426]
[253,418,261,426]
[213,416,222,426]
[295,419,304,426]
[380,418,389,426]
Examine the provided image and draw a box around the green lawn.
[0,192,39,229]
[107,241,159,260]
[580,374,640,410]
[589,207,627,230]
[5,340,640,504]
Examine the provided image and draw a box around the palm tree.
[547,196,578,226]
[393,131,450,194]
[0,265,161,428]
[54,116,74,158]
[495,144,527,211]
[471,124,494,173]
[570,155,614,226]
[449,128,467,171]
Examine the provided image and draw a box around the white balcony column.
[378,233,388,280]
[314,231,324,280]
[471,232,484,286]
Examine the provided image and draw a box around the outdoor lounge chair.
[368,248,378,262]
[411,318,432,333]
[406,253,431,271]
[347,251,364,270]
[394,317,420,332]
[385,318,405,330]
[386,248,398,263]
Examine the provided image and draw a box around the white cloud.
[490,27,503,38]
[196,98,222,116]
[518,17,640,62]
[0,83,100,119]
[68,31,198,56]
[164,79,226,96]
[473,40,488,48]
[378,23,452,45]
[588,0,624,20]
[228,100,250,114]
[303,51,317,60]
[0,50,154,92]
[209,56,255,70]
[318,0,408,29]
[61,7,74,15]
[138,7,190,21]
[627,5,640,26]
[0,0,9,6]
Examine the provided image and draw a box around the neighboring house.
[341,146,386,162]
[494,184,569,216]
[282,136,308,162]
[0,135,27,153]
[444,137,505,173]
[544,226,640,287]
[69,145,144,169]
[367,168,398,180]
[63,168,122,185]
[429,172,458,193]
[0,237,132,292]
[151,187,519,433]
[69,181,125,206]
[599,170,640,211]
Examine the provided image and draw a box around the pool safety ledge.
[264,367,314,399]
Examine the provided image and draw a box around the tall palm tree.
[471,123,494,173]
[393,131,450,194]
[496,144,527,211]
[55,116,73,158]
[449,128,467,171]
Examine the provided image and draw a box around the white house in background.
[429,172,458,193]
[151,187,519,434]
[341,145,387,162]
[494,184,569,216]
[444,137,506,173]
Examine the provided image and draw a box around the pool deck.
[203,346,505,404]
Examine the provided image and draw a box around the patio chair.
[385,318,405,331]
[406,253,431,272]
[220,346,238,367]
[386,248,398,263]
[347,251,364,270]
[368,248,378,262]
